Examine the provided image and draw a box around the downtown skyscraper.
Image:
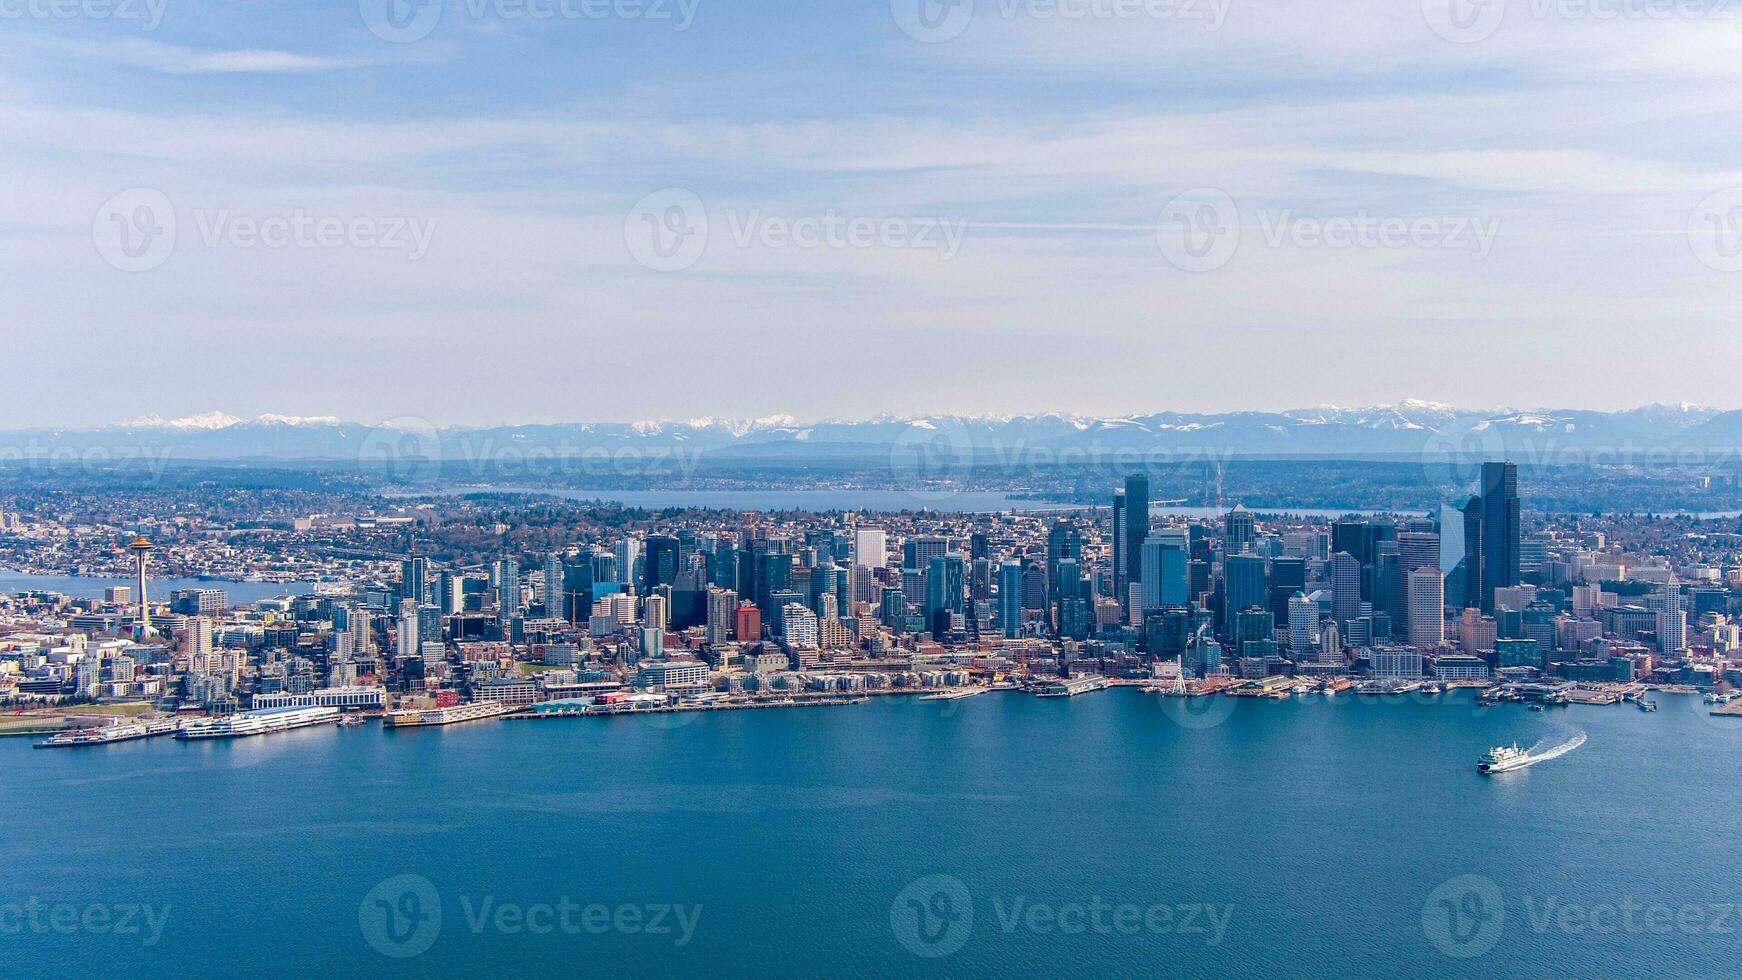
[1119,473,1149,617]
[1462,461,1521,614]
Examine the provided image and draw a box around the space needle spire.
[128,534,154,637]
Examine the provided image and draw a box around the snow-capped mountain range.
[10,403,1740,461]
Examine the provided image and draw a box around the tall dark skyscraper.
[1222,554,1267,636]
[1123,473,1149,610]
[1045,520,1082,598]
[1462,461,1520,613]
[1111,489,1127,611]
[1223,506,1255,556]
[644,535,680,595]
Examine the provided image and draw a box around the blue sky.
[5,0,1742,427]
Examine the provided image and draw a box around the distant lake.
[0,571,313,603]
[392,487,1089,513]
[1151,506,1407,519]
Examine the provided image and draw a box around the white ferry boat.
[1478,743,1532,774]
[36,718,177,749]
[175,705,340,740]
[383,701,518,728]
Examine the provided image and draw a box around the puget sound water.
[3,689,1738,978]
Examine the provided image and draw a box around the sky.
[5,0,1742,427]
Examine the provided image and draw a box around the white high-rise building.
[1407,567,1446,649]
[781,602,820,650]
[706,588,737,645]
[544,553,565,621]
[1647,589,1687,654]
[644,593,668,633]
[853,528,888,570]
[185,616,214,676]
[617,538,642,595]
[1287,592,1319,658]
[397,598,420,659]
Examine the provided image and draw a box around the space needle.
[128,534,157,638]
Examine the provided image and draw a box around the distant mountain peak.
[121,412,242,430]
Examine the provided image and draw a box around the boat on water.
[1478,743,1534,774]
[336,714,368,727]
[1529,704,1545,712]
[35,718,177,748]
[176,705,340,740]
[383,700,518,728]
[1638,699,1658,712]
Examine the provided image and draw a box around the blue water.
[2,690,1736,978]
[396,487,1085,513]
[0,572,311,604]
